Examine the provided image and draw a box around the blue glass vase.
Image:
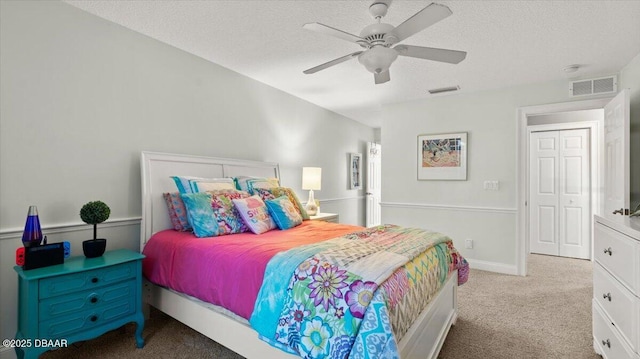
[22,205,43,247]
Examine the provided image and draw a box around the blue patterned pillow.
[234,176,279,192]
[180,192,219,238]
[265,196,303,230]
[246,178,280,194]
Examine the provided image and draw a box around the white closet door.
[558,129,590,259]
[530,131,560,256]
[530,129,591,259]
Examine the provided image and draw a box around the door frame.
[516,97,611,276]
[527,123,598,260]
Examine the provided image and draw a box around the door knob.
[612,208,624,215]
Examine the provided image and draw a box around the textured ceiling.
[64,0,640,128]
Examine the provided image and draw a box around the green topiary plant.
[80,200,111,240]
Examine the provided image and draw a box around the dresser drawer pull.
[90,296,99,304]
[91,277,99,283]
[90,315,98,322]
[602,292,611,301]
[601,339,611,348]
[603,247,612,256]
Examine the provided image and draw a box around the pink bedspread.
[142,221,363,319]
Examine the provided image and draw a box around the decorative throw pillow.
[255,187,309,220]
[171,176,234,194]
[234,176,280,192]
[209,189,250,235]
[189,178,235,192]
[246,178,280,194]
[265,196,303,230]
[163,192,191,231]
[180,192,219,238]
[232,195,276,234]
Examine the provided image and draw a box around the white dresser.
[593,215,640,359]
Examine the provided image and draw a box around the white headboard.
[140,151,280,250]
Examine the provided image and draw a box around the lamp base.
[305,190,318,216]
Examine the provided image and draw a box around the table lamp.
[302,167,322,216]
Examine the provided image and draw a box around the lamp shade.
[302,167,322,191]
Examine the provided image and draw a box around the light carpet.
[41,254,598,359]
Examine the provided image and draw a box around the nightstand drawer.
[39,293,136,338]
[39,261,137,299]
[39,279,136,322]
[594,263,639,351]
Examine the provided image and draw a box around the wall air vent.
[569,75,617,97]
[428,85,460,95]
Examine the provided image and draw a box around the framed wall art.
[417,132,467,180]
[349,153,362,189]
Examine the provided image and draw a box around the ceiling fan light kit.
[302,1,467,84]
[358,46,398,74]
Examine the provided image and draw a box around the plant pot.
[82,238,106,258]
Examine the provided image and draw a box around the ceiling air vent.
[569,75,617,97]
[428,86,460,95]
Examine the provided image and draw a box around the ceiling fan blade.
[388,3,452,43]
[374,70,390,84]
[303,23,369,46]
[395,45,466,64]
[303,51,363,74]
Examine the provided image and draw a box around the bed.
[140,151,466,359]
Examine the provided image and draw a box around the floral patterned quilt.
[249,225,468,359]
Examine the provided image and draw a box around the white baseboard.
[466,258,519,276]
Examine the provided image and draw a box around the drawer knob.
[91,277,99,283]
[602,339,611,348]
[90,296,98,304]
[603,293,612,302]
[603,247,612,256]
[90,315,98,322]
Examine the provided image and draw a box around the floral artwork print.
[421,137,462,168]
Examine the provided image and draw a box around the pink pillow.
[163,192,191,231]
[232,195,276,234]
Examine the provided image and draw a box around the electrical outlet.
[465,239,473,249]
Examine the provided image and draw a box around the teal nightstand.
[14,249,145,359]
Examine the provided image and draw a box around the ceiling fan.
[302,1,467,84]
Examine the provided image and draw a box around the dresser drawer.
[39,261,137,299]
[39,279,136,322]
[595,222,640,295]
[39,292,136,338]
[593,300,636,359]
[594,263,639,351]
